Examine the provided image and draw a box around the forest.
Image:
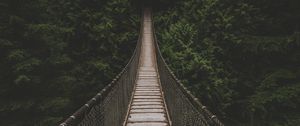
[0,0,299,126]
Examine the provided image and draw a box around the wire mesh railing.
[152,11,225,126]
[59,15,143,126]
[59,8,224,126]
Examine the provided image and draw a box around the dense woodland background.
[0,0,299,125]
[0,0,139,125]
[154,0,300,125]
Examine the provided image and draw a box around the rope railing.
[59,14,143,126]
[152,11,225,126]
[59,8,224,126]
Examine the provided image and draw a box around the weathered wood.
[128,113,166,122]
[124,9,169,126]
[127,122,168,126]
[131,109,165,113]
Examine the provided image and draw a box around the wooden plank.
[128,113,166,122]
[125,9,169,126]
[127,122,167,126]
[134,96,162,99]
[131,109,165,113]
[131,105,164,109]
[132,102,162,105]
[133,99,162,102]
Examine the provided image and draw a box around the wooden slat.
[125,9,169,126]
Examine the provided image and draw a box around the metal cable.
[152,10,225,126]
[59,9,224,126]
[59,13,143,126]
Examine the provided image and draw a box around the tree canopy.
[0,0,139,125]
[0,0,299,125]
[154,0,300,125]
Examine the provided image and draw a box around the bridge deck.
[124,9,170,126]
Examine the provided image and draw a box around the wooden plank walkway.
[124,9,170,126]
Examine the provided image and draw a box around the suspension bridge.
[59,8,224,126]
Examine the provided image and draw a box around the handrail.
[59,10,144,126]
[59,8,225,126]
[151,8,224,126]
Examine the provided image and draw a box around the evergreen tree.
[0,0,139,125]
[154,0,300,125]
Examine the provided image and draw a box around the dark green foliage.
[154,0,300,125]
[1,0,299,125]
[0,0,139,125]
